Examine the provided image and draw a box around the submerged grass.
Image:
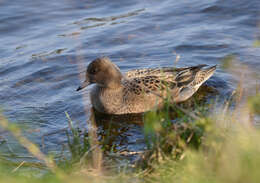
[0,57,259,183]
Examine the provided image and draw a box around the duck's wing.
[124,65,216,101]
[123,75,178,98]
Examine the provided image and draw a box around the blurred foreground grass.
[0,57,259,183]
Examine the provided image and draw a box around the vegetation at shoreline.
[0,57,259,183]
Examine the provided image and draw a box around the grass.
[0,58,259,183]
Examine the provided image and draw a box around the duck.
[77,57,216,114]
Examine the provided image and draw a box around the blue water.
[0,0,259,155]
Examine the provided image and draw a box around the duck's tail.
[173,65,216,102]
[192,65,216,88]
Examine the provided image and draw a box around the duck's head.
[77,57,123,91]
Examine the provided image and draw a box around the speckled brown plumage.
[77,57,216,114]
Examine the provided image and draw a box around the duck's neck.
[106,80,123,89]
[98,78,123,90]
[102,71,123,89]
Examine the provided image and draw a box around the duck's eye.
[89,67,98,74]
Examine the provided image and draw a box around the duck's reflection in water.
[92,108,146,156]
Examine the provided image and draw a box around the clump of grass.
[136,99,212,171]
[57,111,103,173]
[64,112,91,166]
[143,116,260,183]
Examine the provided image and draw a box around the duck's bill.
[76,80,90,91]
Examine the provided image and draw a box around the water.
[0,0,259,156]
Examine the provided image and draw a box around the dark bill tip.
[76,86,82,91]
[76,80,90,91]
